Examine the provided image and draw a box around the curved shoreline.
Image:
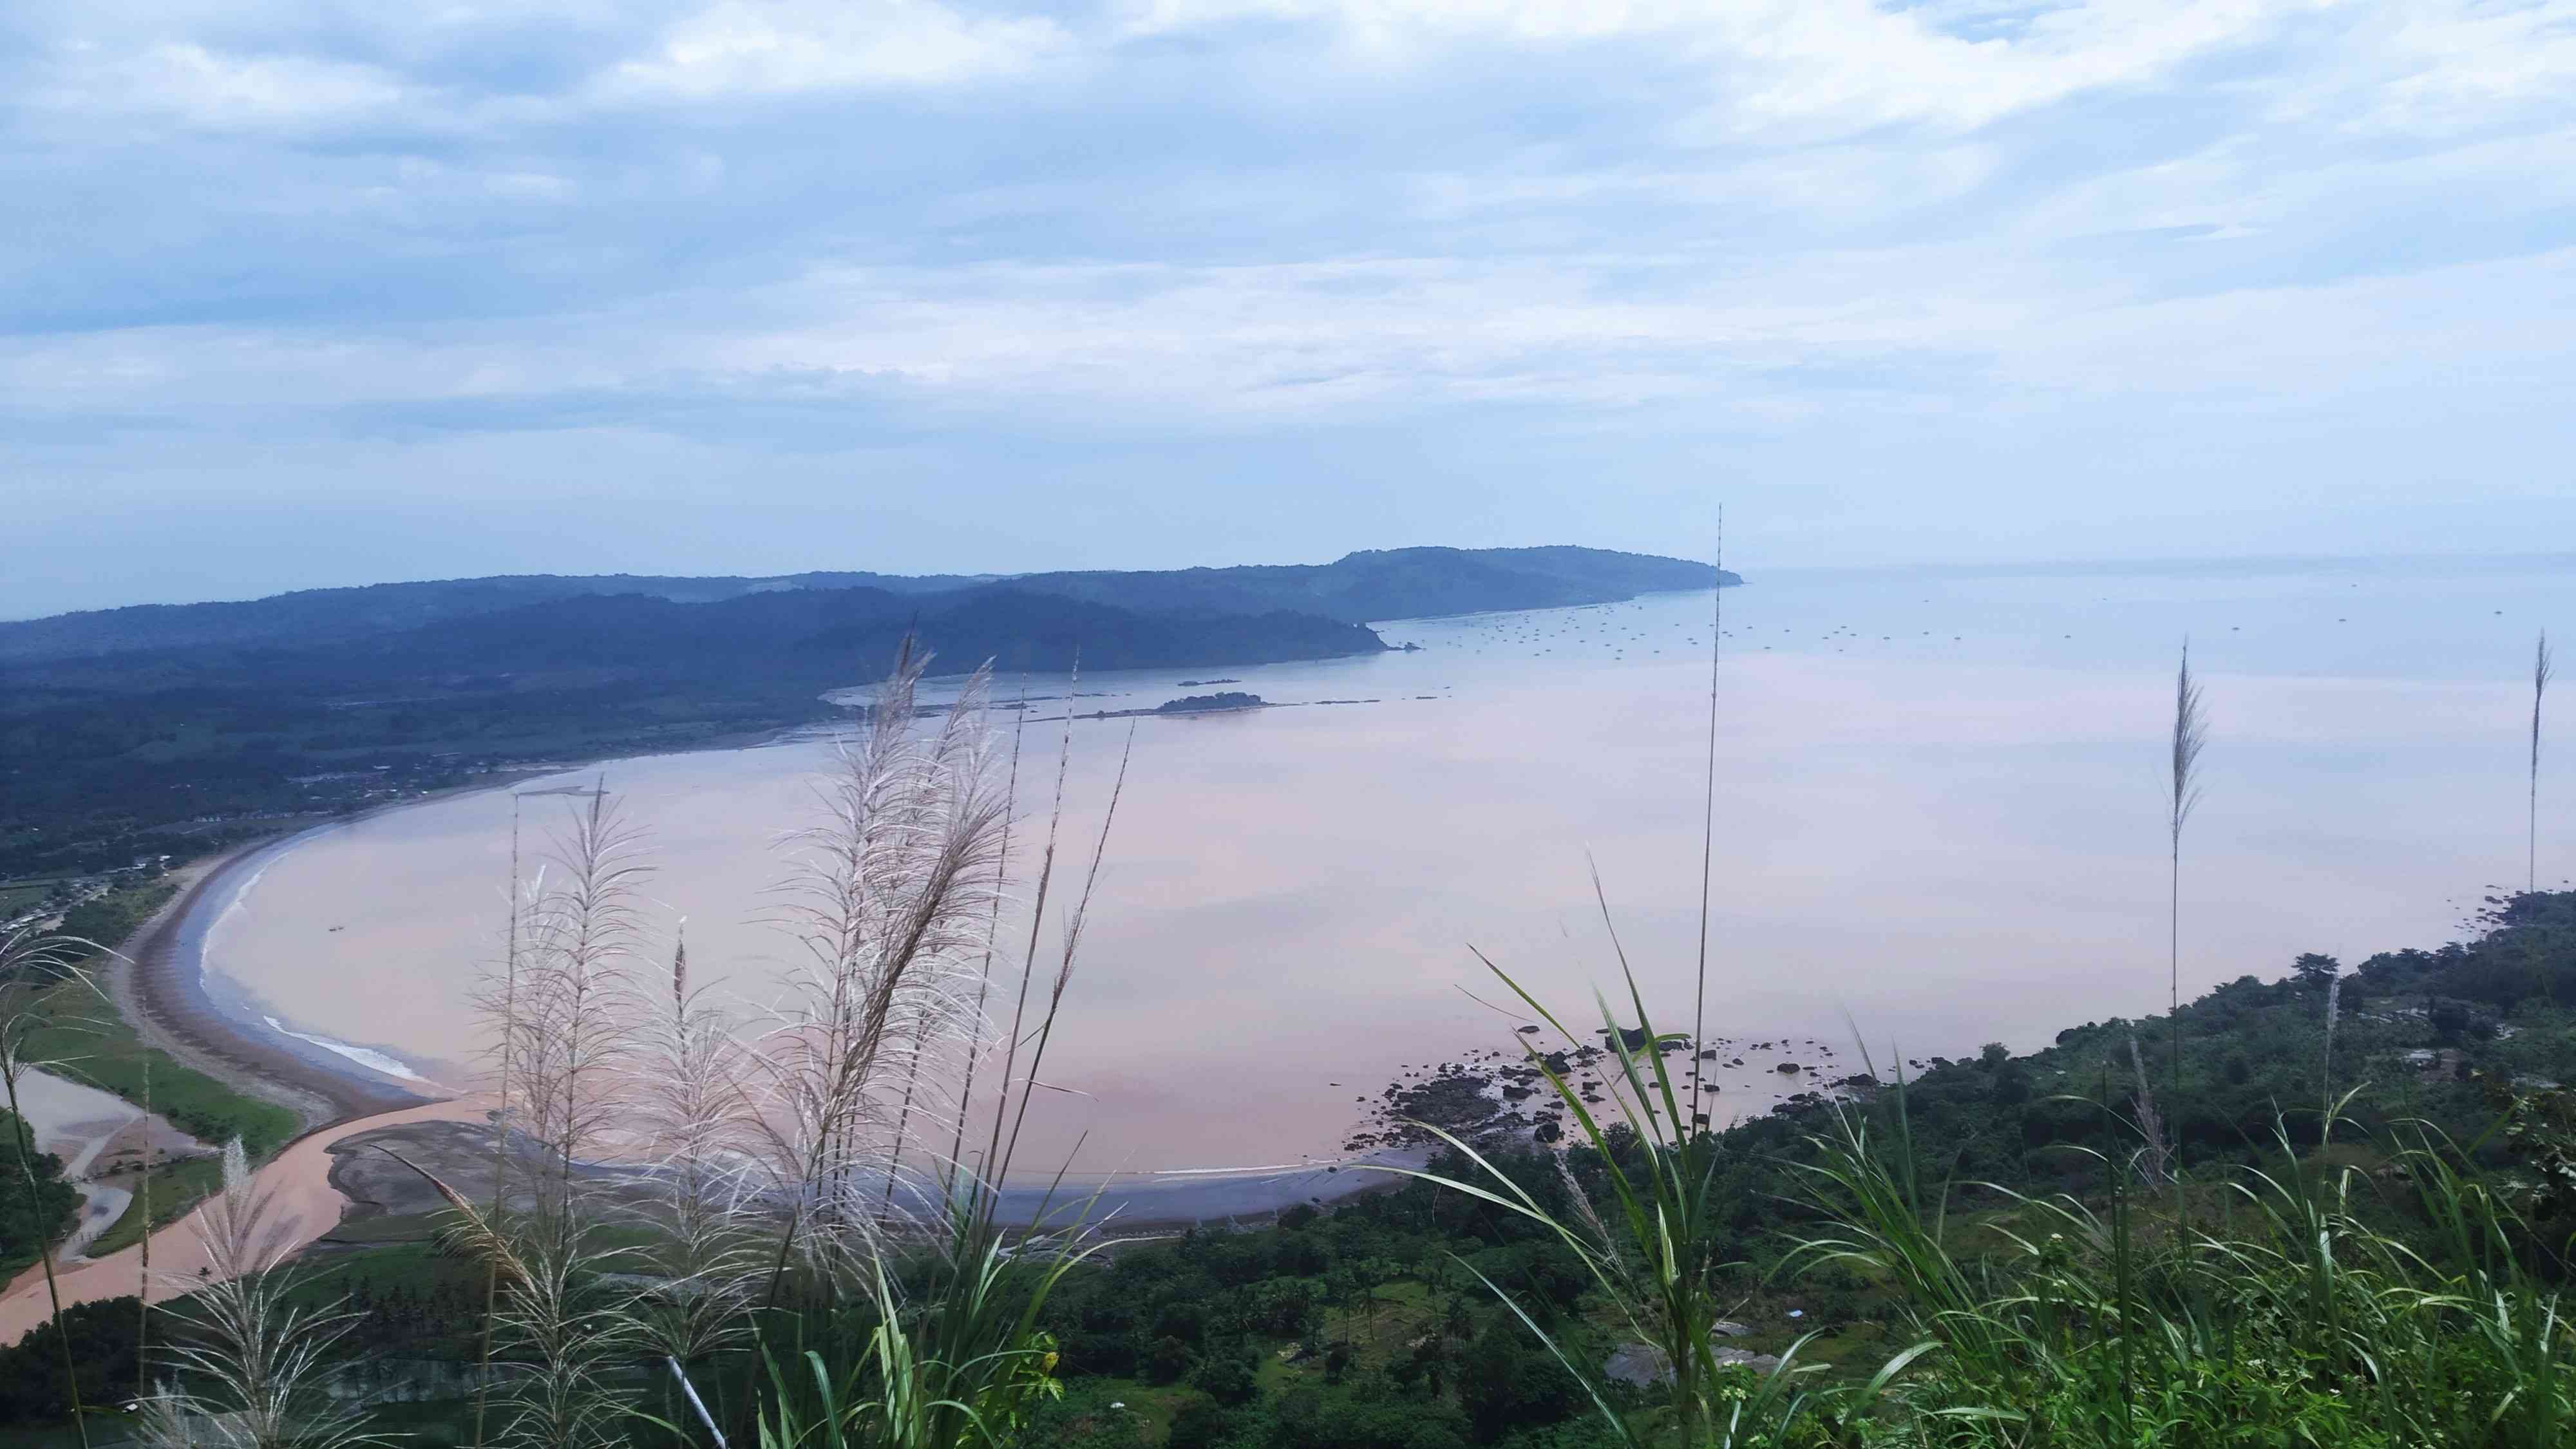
[115,826,440,1128]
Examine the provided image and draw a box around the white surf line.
[260,1017,450,1090]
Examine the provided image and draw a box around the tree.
[1168,1396,1236,1449]
[2292,953,2342,990]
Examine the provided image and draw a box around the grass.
[15,976,300,1159]
[88,1154,225,1258]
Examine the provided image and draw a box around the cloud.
[28,40,416,132]
[607,0,1072,97]
[2,0,2573,613]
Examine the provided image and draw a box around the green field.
[16,976,301,1161]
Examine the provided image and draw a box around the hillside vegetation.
[5,882,2567,1446]
[0,545,1727,878]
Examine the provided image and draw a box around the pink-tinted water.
[200,564,2576,1182]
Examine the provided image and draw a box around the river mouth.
[180,564,2576,1187]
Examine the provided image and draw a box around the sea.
[194,554,2576,1211]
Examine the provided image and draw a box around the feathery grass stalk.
[733,653,1117,1448]
[2,926,102,1449]
[2534,630,2553,894]
[2125,1036,2168,1187]
[2168,644,2207,1201]
[629,929,762,1378]
[459,788,652,1449]
[142,1139,381,1449]
[759,647,1007,1302]
[515,784,650,1222]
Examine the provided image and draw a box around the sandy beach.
[1,833,457,1345]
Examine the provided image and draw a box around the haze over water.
[207,557,2575,1184]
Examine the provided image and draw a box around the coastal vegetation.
[4,892,2573,1443]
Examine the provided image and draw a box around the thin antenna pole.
[474,792,522,1449]
[982,655,1081,1195]
[947,685,1029,1195]
[1689,510,1723,1140]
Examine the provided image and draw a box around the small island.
[1155,692,1264,714]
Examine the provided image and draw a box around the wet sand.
[114,830,443,1126]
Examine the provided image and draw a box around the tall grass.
[1397,916,1913,1448]
[1782,1088,2575,1446]
[140,1139,383,1448]
[379,648,1130,1449]
[2167,645,2207,1195]
[1,924,104,1449]
[1396,590,2568,1446]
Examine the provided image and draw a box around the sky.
[6,0,2574,618]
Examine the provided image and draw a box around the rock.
[1606,1338,1780,1387]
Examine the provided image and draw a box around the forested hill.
[0,545,1733,665]
[1,544,1725,877]
[0,569,1005,665]
[14,587,1383,692]
[0,587,1383,875]
[997,545,1735,625]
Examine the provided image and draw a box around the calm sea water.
[204,557,2575,1192]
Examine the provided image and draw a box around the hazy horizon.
[11,543,2573,624]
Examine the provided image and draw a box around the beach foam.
[261,1016,444,1088]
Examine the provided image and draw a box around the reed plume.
[139,1139,381,1449]
[755,647,1010,1296]
[2166,644,2208,1183]
[509,786,651,1217]
[460,786,653,1449]
[623,930,762,1372]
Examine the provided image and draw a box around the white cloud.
[31,40,414,131]
[5,0,2575,606]
[1121,0,2331,135]
[607,0,1071,96]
